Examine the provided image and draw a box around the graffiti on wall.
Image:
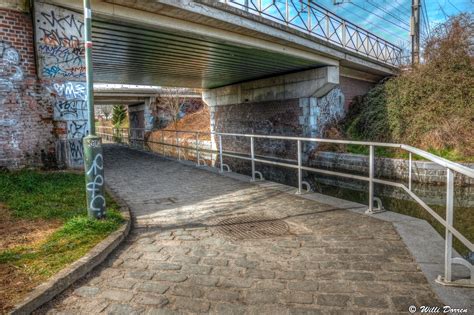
[54,100,88,120]
[312,87,345,138]
[67,139,84,165]
[0,41,23,96]
[35,3,85,79]
[67,120,89,139]
[52,81,86,100]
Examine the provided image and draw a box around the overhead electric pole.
[411,0,421,65]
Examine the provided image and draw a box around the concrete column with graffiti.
[34,2,88,168]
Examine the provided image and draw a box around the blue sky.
[317,0,473,51]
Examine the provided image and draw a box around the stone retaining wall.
[310,152,474,186]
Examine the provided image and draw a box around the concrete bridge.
[1,0,398,168]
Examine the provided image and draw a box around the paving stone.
[133,294,169,307]
[244,269,275,279]
[212,303,246,315]
[74,286,100,298]
[125,270,155,280]
[247,305,291,315]
[289,307,324,315]
[143,308,180,315]
[201,257,228,266]
[244,290,278,304]
[343,272,376,281]
[134,244,163,252]
[122,259,148,269]
[235,258,259,269]
[353,296,389,309]
[288,280,318,292]
[142,252,170,261]
[136,281,170,294]
[188,275,219,286]
[276,271,305,280]
[149,263,182,271]
[173,298,210,313]
[105,303,144,315]
[255,280,286,290]
[171,255,200,264]
[207,288,240,302]
[211,266,243,277]
[170,285,203,298]
[193,248,219,257]
[107,278,137,289]
[391,296,419,312]
[219,277,254,288]
[181,264,212,275]
[154,273,188,283]
[280,291,313,304]
[316,294,350,307]
[100,289,135,302]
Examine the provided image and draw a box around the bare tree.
[101,105,112,121]
[155,87,187,128]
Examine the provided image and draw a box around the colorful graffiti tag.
[35,3,85,79]
[35,3,88,167]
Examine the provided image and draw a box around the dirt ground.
[147,107,211,142]
[0,204,61,312]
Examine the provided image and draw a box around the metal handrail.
[99,127,473,286]
[220,0,402,66]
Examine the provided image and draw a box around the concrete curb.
[9,185,131,315]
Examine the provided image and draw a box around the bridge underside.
[91,20,325,89]
[42,0,394,89]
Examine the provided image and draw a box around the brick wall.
[339,76,375,110]
[0,8,57,169]
[210,99,300,182]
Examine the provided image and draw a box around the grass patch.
[0,170,124,312]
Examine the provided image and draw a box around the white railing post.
[219,134,224,172]
[326,15,330,39]
[250,136,256,181]
[342,21,346,47]
[195,132,200,166]
[408,152,412,191]
[297,139,302,194]
[161,130,165,156]
[307,0,311,31]
[445,168,454,282]
[176,131,180,160]
[367,145,374,213]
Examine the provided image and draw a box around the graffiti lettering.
[67,120,88,139]
[43,65,85,79]
[38,9,84,37]
[0,42,23,95]
[54,100,87,120]
[35,3,85,79]
[86,154,106,213]
[53,82,86,100]
[38,44,84,65]
[68,139,84,164]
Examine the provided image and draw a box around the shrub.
[345,14,474,158]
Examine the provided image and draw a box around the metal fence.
[98,127,473,287]
[220,0,402,66]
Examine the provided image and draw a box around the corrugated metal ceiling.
[91,20,324,88]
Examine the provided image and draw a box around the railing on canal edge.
[96,126,474,287]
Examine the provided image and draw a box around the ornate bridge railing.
[221,0,402,67]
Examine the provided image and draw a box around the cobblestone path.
[40,145,440,314]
